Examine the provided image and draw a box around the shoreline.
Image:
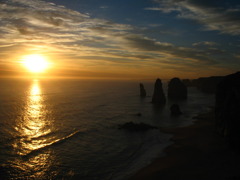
[129,110,240,180]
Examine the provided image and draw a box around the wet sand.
[129,111,240,180]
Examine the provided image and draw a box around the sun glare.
[22,54,49,73]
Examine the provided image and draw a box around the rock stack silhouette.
[152,78,166,105]
[168,77,187,100]
[139,83,146,97]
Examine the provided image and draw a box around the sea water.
[0,78,215,180]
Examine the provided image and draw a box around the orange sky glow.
[0,0,239,80]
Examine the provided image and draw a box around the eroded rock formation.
[152,78,166,105]
[168,78,187,100]
[139,83,146,97]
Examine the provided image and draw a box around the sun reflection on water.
[10,80,57,179]
[15,79,52,154]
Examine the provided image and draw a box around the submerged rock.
[168,78,187,100]
[139,83,146,97]
[135,113,142,117]
[118,122,157,132]
[215,72,240,150]
[170,104,182,116]
[152,78,166,105]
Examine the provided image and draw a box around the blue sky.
[0,0,240,79]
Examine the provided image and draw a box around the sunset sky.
[0,0,240,79]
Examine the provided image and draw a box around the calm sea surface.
[0,78,214,180]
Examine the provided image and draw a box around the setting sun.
[22,54,49,73]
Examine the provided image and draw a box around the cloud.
[122,34,217,64]
[147,0,240,35]
[0,0,239,78]
[134,24,180,36]
[100,6,109,9]
[0,0,131,53]
[192,41,219,47]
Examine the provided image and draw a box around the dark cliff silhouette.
[139,83,146,97]
[192,76,224,93]
[152,78,166,105]
[168,78,187,100]
[215,72,240,150]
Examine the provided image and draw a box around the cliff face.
[152,78,166,105]
[192,76,224,93]
[168,78,187,100]
[215,72,240,150]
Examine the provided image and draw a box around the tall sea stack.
[215,72,240,150]
[139,83,146,97]
[152,78,166,105]
[168,78,187,100]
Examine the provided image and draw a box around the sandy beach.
[129,110,240,180]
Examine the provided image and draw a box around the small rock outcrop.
[139,83,146,97]
[215,72,240,150]
[118,122,157,132]
[170,104,182,116]
[135,113,142,117]
[168,78,187,100]
[152,78,166,105]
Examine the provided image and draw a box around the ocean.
[0,78,215,180]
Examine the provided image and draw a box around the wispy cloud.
[147,0,240,35]
[0,0,239,78]
[192,41,219,47]
[100,6,109,9]
[0,0,131,57]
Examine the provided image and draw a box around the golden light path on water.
[18,79,51,154]
[11,80,57,179]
